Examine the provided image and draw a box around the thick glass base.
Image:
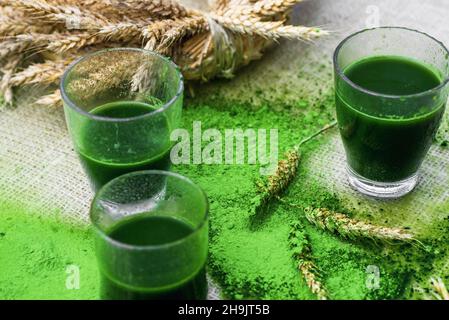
[346,166,419,199]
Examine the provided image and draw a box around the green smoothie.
[336,55,445,182]
[100,215,208,300]
[78,101,172,190]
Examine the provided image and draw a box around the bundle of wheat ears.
[0,0,327,106]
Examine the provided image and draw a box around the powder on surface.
[176,91,412,299]
[0,83,447,299]
[0,200,99,300]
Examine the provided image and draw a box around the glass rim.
[90,170,209,251]
[333,26,449,99]
[60,47,184,123]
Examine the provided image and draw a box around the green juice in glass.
[336,55,445,182]
[100,215,208,300]
[78,101,172,190]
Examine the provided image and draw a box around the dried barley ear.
[288,222,329,300]
[0,56,22,107]
[250,121,337,217]
[0,0,328,106]
[430,277,449,300]
[250,148,301,216]
[35,89,62,108]
[304,207,422,246]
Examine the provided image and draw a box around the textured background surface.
[1,0,448,299]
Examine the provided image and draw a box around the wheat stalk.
[210,14,282,36]
[211,0,231,14]
[0,0,328,104]
[96,22,143,42]
[10,59,71,87]
[0,37,35,61]
[300,261,329,300]
[157,16,209,52]
[35,89,62,107]
[9,0,110,29]
[253,149,301,214]
[71,0,127,20]
[46,33,102,53]
[242,0,301,18]
[142,20,176,41]
[251,121,337,215]
[0,57,22,106]
[50,24,142,53]
[289,222,329,300]
[304,207,417,244]
[0,18,52,36]
[430,277,449,300]
[143,20,174,51]
[0,7,54,36]
[228,0,255,7]
[268,25,328,40]
[7,30,135,57]
[62,52,143,103]
[266,149,301,196]
[110,0,192,19]
[211,13,326,40]
[48,0,147,23]
[142,17,208,52]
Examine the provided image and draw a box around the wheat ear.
[253,149,301,214]
[0,12,54,36]
[9,0,110,29]
[0,36,34,61]
[35,89,61,107]
[241,0,302,18]
[252,121,337,215]
[46,33,100,53]
[266,25,328,40]
[0,0,329,104]
[71,0,127,20]
[96,23,143,42]
[210,14,326,40]
[212,0,231,14]
[46,23,142,52]
[142,16,208,52]
[304,207,417,244]
[110,0,192,19]
[0,56,22,106]
[6,31,122,56]
[10,59,71,87]
[430,277,449,300]
[289,222,329,300]
[156,16,209,53]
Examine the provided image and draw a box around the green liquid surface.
[101,215,207,300]
[78,101,172,190]
[336,55,445,182]
[343,55,441,95]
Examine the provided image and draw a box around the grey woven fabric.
[1,0,449,300]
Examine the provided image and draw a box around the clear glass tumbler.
[61,48,183,191]
[334,27,449,198]
[90,170,209,300]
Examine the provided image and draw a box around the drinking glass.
[61,48,183,190]
[90,170,209,300]
[334,27,449,198]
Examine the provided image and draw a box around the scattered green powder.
[176,92,412,300]
[0,84,447,299]
[0,200,99,300]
